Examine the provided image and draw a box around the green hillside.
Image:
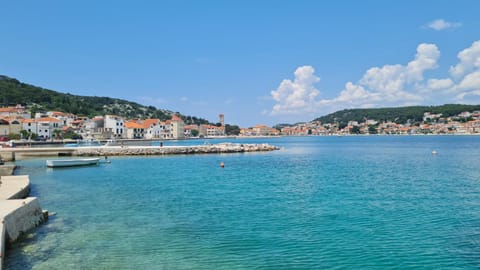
[0,75,210,124]
[314,104,480,125]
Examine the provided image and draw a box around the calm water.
[5,136,480,269]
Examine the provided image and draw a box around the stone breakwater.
[74,143,280,156]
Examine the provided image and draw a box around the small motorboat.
[46,158,101,168]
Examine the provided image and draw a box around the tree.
[191,129,199,137]
[63,130,82,139]
[368,125,377,134]
[53,129,62,139]
[20,130,37,140]
[351,126,361,134]
[225,124,240,135]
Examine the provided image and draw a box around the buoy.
[432,150,438,155]
[220,162,225,168]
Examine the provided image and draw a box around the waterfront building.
[104,115,125,139]
[21,119,37,135]
[183,124,199,138]
[0,117,22,136]
[124,121,146,139]
[47,111,77,126]
[37,117,61,139]
[199,124,224,137]
[142,119,164,139]
[171,115,185,139]
[0,104,30,119]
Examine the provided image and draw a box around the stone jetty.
[74,143,279,156]
[0,143,279,161]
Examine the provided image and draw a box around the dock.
[0,143,279,161]
[0,175,46,269]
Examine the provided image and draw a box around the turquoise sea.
[5,136,480,269]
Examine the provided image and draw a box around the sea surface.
[5,136,480,269]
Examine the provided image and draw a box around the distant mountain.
[314,104,480,125]
[0,75,211,125]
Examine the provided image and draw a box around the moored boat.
[46,158,100,168]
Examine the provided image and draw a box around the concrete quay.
[0,175,46,270]
[0,166,15,177]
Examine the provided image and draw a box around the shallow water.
[5,136,480,269]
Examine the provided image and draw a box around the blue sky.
[1,0,480,127]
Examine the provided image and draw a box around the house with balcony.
[142,119,165,139]
[37,117,61,139]
[124,121,146,139]
[104,115,125,139]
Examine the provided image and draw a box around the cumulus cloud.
[450,40,480,78]
[427,19,462,31]
[457,71,480,90]
[270,66,321,115]
[269,40,480,119]
[427,78,454,90]
[406,43,440,81]
[335,43,439,106]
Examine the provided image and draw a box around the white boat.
[46,158,101,168]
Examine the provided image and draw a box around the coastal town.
[281,111,480,136]
[1,104,480,145]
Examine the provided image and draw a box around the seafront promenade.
[0,143,280,161]
[0,175,46,270]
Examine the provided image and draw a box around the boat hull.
[46,158,100,168]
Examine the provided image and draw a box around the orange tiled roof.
[21,119,36,123]
[171,115,183,122]
[143,119,160,127]
[37,117,61,122]
[0,107,20,113]
[51,111,66,116]
[124,121,146,129]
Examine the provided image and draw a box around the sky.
[1,0,480,127]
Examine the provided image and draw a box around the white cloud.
[427,78,454,90]
[457,71,480,90]
[406,43,440,81]
[456,90,480,102]
[427,19,462,31]
[450,40,480,78]
[340,43,438,106]
[269,40,480,120]
[270,65,321,115]
[360,64,404,93]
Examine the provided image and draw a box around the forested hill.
[314,104,480,124]
[0,75,210,124]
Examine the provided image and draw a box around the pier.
[0,143,279,160]
[0,175,47,269]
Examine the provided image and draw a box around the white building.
[37,117,61,139]
[124,121,146,139]
[48,111,76,126]
[142,119,166,139]
[0,104,30,119]
[104,115,125,139]
[171,115,185,139]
